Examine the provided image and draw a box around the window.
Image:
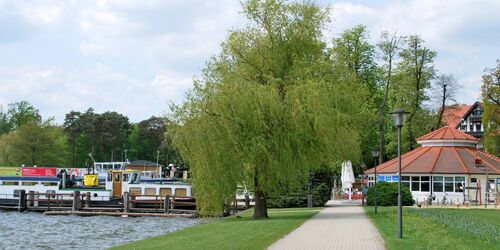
[469,124,474,131]
[433,176,443,192]
[470,177,477,183]
[476,123,481,131]
[2,181,19,185]
[145,188,156,195]
[402,176,410,188]
[41,182,58,186]
[107,173,112,182]
[160,188,172,196]
[175,188,187,196]
[421,176,430,192]
[460,125,466,130]
[123,174,129,182]
[444,177,454,192]
[411,176,420,191]
[114,174,120,182]
[129,188,142,195]
[455,177,465,192]
[22,182,38,186]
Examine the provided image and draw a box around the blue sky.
[0,0,499,123]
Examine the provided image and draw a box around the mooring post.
[62,173,66,189]
[164,195,170,213]
[72,191,80,211]
[130,193,135,209]
[171,195,175,210]
[85,192,91,208]
[123,192,129,212]
[27,191,35,208]
[18,190,26,212]
[34,192,39,208]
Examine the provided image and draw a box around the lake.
[0,211,201,250]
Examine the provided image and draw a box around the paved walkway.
[268,200,385,250]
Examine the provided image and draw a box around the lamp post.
[361,162,366,206]
[390,109,409,239]
[371,150,380,213]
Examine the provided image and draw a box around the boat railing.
[126,193,196,213]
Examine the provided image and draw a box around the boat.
[0,167,193,208]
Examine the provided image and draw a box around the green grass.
[112,207,321,250]
[365,206,500,250]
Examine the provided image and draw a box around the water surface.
[0,211,201,250]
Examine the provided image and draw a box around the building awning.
[366,126,500,175]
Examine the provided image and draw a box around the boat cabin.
[105,170,192,198]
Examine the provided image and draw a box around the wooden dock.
[3,190,199,218]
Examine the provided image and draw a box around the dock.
[2,189,199,218]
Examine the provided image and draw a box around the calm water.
[0,211,202,250]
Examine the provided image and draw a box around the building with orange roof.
[366,126,499,205]
[442,101,484,140]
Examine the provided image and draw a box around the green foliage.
[170,0,363,216]
[268,182,331,208]
[408,209,498,244]
[0,122,69,167]
[366,182,414,206]
[482,60,500,156]
[7,101,42,130]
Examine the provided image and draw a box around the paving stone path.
[268,200,385,250]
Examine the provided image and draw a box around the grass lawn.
[365,206,499,250]
[112,207,320,250]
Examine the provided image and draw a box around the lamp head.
[371,150,380,158]
[390,109,410,127]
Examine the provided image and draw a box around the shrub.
[366,182,414,206]
[267,183,332,208]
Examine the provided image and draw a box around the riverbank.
[364,206,499,249]
[112,207,321,250]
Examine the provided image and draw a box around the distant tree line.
[0,102,181,167]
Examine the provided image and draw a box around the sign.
[22,168,57,177]
[392,176,399,182]
[378,175,385,182]
[0,167,22,176]
[385,176,391,182]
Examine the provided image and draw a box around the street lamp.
[360,162,366,206]
[371,150,380,213]
[390,109,409,239]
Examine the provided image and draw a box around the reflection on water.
[0,210,201,250]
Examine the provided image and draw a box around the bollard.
[72,191,80,211]
[164,195,170,213]
[123,192,129,212]
[85,192,91,208]
[129,193,135,209]
[62,173,66,189]
[18,190,27,212]
[34,192,39,208]
[27,191,35,207]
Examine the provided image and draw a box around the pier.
[2,190,198,217]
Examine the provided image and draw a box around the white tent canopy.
[341,161,356,200]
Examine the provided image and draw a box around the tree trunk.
[253,167,268,219]
[435,84,447,129]
[253,189,268,219]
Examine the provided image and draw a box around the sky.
[0,0,499,124]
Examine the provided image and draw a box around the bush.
[267,183,332,208]
[366,182,414,206]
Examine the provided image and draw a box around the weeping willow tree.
[170,0,364,218]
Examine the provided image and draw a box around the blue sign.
[392,176,399,182]
[385,176,391,182]
[378,175,385,182]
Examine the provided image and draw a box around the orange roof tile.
[441,104,470,128]
[416,126,479,141]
